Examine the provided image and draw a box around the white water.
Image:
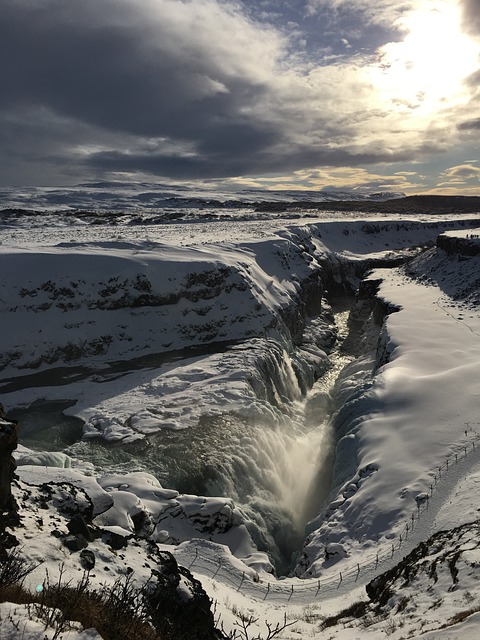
[13,301,355,574]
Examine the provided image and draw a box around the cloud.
[442,163,480,180]
[227,166,423,193]
[0,0,478,186]
[458,117,480,129]
[460,0,480,35]
[305,0,414,29]
[0,0,284,136]
[0,0,290,181]
[425,161,480,195]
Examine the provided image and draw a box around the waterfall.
[14,296,359,575]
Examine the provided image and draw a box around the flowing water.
[11,297,356,574]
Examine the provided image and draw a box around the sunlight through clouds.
[225,166,423,193]
[370,0,480,114]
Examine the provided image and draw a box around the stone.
[80,549,96,570]
[0,406,19,531]
[104,530,129,550]
[67,514,98,542]
[63,534,89,552]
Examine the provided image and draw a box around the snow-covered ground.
[2,196,480,638]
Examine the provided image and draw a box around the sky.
[1,0,480,195]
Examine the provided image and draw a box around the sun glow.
[370,1,480,114]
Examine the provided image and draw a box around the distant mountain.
[0,182,406,212]
[2,182,478,216]
[255,194,480,214]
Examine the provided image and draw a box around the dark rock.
[67,514,99,542]
[0,406,19,531]
[145,550,224,640]
[0,531,19,553]
[63,534,89,552]
[131,509,155,537]
[80,549,96,570]
[104,530,129,550]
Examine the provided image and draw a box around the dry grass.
[0,561,159,640]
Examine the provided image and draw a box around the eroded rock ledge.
[0,405,19,535]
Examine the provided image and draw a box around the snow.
[0,604,102,640]
[2,197,480,638]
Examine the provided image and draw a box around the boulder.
[80,549,96,570]
[63,534,89,552]
[0,406,19,530]
[67,514,100,542]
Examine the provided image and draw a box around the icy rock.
[16,451,72,468]
[180,496,239,534]
[97,472,179,513]
[342,483,358,499]
[96,473,245,549]
[358,462,380,478]
[17,467,113,516]
[325,542,347,561]
[415,492,429,505]
[324,496,346,518]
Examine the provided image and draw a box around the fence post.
[189,547,198,569]
[264,583,270,601]
[288,584,294,601]
[237,572,245,592]
[315,579,321,596]
[213,559,222,578]
[338,572,343,586]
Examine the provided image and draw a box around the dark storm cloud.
[460,0,480,35]
[458,117,480,130]
[0,1,266,138]
[0,0,306,181]
[86,140,423,180]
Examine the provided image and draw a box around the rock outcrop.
[145,550,225,640]
[437,231,480,257]
[0,405,19,532]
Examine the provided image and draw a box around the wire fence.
[173,426,480,603]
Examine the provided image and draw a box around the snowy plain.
[2,186,480,638]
